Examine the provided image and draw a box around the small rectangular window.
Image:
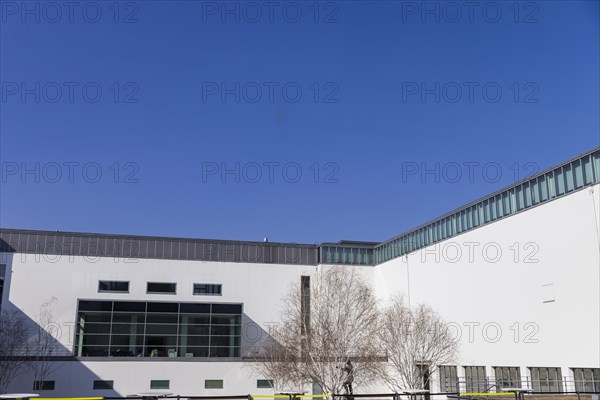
[193,284,222,296]
[147,282,176,294]
[257,379,274,388]
[93,380,114,390]
[33,381,55,391]
[150,380,170,389]
[205,379,224,389]
[98,281,129,293]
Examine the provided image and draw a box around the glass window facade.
[75,300,242,358]
[320,245,374,266]
[375,149,600,264]
[529,367,563,392]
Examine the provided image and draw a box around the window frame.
[205,379,224,389]
[193,283,222,296]
[146,282,177,294]
[98,280,130,293]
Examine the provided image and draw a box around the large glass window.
[75,300,241,358]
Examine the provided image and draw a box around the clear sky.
[1,0,599,244]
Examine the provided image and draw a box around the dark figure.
[342,360,354,397]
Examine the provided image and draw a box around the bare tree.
[251,266,383,395]
[249,335,306,392]
[378,296,459,392]
[28,297,63,393]
[0,309,30,393]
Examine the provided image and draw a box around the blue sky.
[1,0,599,244]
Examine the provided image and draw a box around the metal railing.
[441,378,600,394]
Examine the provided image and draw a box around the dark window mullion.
[108,301,114,355]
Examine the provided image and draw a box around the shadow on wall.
[0,249,121,397]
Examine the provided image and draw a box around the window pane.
[98,281,129,292]
[555,169,565,195]
[257,379,274,389]
[583,155,593,185]
[93,380,114,390]
[539,175,548,201]
[523,182,532,208]
[150,380,170,389]
[147,282,176,294]
[205,380,224,389]
[574,160,584,188]
[194,283,222,296]
[564,164,574,192]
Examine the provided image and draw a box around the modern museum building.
[1,147,599,396]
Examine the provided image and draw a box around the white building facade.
[1,148,599,396]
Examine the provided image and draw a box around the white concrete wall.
[375,184,600,385]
